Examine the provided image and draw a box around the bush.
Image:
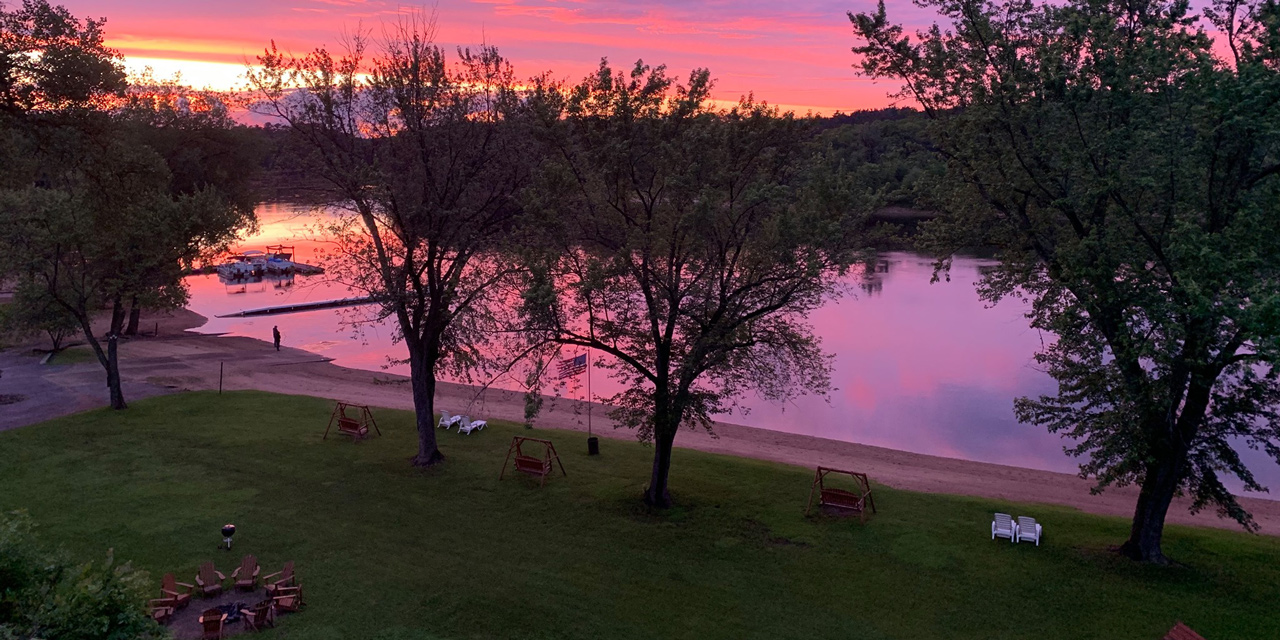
[0,511,161,640]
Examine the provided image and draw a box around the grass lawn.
[45,345,96,365]
[1,391,1277,639]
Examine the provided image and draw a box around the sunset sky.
[57,0,934,115]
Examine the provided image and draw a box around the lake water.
[183,203,1279,497]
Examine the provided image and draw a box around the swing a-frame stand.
[499,436,566,487]
[323,401,381,440]
[805,467,877,522]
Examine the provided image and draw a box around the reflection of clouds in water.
[299,340,341,353]
[185,208,1280,495]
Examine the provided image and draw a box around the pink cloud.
[63,0,909,113]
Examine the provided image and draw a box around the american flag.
[557,353,587,380]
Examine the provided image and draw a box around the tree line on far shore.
[1,0,1279,566]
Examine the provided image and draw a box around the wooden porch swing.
[323,401,381,440]
[499,436,566,487]
[805,467,877,521]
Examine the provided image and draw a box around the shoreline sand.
[4,307,1279,536]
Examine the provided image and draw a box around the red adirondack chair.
[272,585,304,614]
[230,554,260,591]
[240,599,276,631]
[149,599,175,624]
[198,608,227,639]
[194,562,226,597]
[262,560,296,597]
[160,572,193,609]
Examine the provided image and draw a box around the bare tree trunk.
[124,295,140,336]
[408,346,444,467]
[644,409,679,507]
[1119,449,1185,563]
[106,332,125,410]
[103,298,128,412]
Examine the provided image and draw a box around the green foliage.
[814,112,940,213]
[118,71,264,230]
[851,0,1280,560]
[0,0,126,116]
[0,2,253,409]
[0,511,159,640]
[1,391,1279,639]
[520,60,875,503]
[0,282,78,351]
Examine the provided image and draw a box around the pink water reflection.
[183,203,1280,495]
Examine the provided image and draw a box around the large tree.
[851,0,1280,562]
[0,1,251,409]
[520,61,869,506]
[246,22,534,465]
[115,74,264,335]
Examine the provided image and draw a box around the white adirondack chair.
[992,513,1017,542]
[1016,516,1042,546]
[437,411,461,430]
[457,417,487,435]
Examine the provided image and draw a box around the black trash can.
[587,436,600,456]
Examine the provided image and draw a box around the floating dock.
[215,297,375,318]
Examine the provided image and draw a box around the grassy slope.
[0,391,1276,639]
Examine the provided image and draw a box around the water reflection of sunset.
[187,205,1064,470]
[183,202,1279,495]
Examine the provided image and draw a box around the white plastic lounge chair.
[437,411,461,430]
[457,417,487,435]
[1016,516,1042,546]
[992,513,1017,543]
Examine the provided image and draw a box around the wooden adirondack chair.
[149,599,176,624]
[272,585,304,614]
[231,554,260,591]
[194,562,226,597]
[262,561,295,597]
[160,572,193,609]
[198,608,227,639]
[240,599,276,631]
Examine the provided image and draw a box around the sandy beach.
[4,307,1279,536]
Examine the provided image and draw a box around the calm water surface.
[184,203,1279,496]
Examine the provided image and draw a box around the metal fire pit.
[215,602,247,623]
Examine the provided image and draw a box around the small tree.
[246,20,534,465]
[851,0,1280,562]
[521,61,869,506]
[0,283,79,351]
[0,511,160,640]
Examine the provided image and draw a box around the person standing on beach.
[272,326,281,351]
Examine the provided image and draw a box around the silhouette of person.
[272,326,281,351]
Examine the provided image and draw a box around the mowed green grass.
[1,391,1277,639]
[46,345,97,365]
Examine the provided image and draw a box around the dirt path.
[3,308,1278,536]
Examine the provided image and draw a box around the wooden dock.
[216,297,375,318]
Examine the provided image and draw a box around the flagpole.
[586,348,593,438]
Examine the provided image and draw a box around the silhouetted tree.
[246,19,534,465]
[520,61,870,506]
[0,1,251,409]
[851,0,1280,562]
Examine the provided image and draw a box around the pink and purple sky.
[56,0,937,114]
